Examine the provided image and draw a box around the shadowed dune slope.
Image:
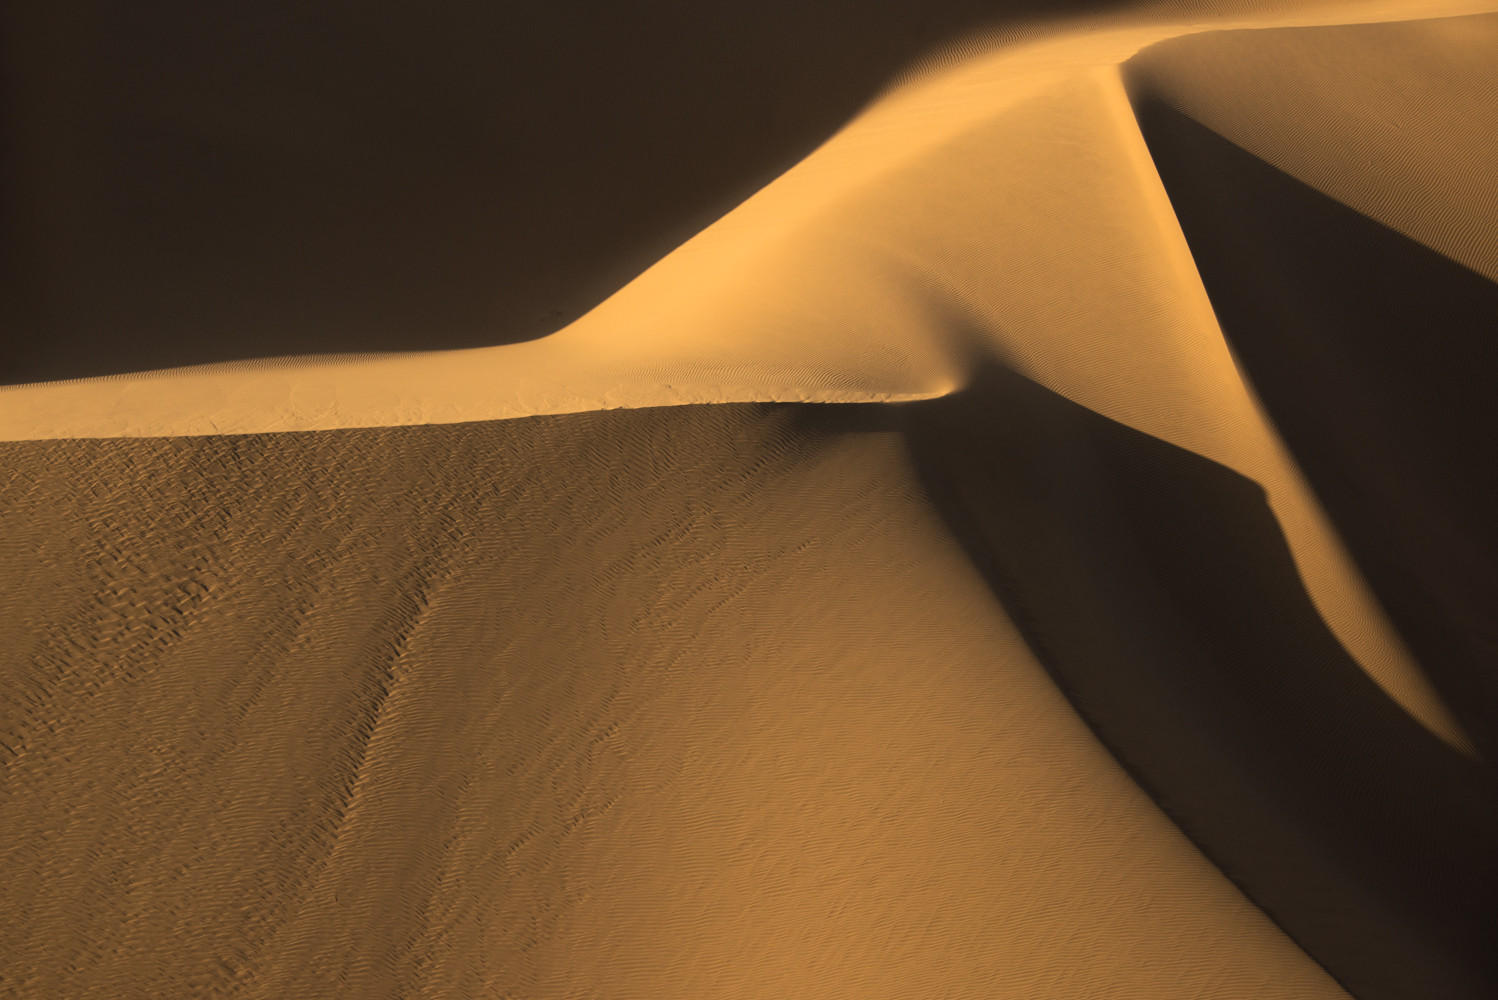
[0,407,1345,998]
[1124,32,1498,761]
[891,365,1498,1000]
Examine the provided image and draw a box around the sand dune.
[3,2,1496,998]
[1,408,1350,999]
[5,1,1496,439]
[1125,10,1498,765]
[5,0,1491,387]
[901,365,1498,999]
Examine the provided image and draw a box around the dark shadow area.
[799,363,1498,999]
[1,0,1125,383]
[1125,94,1498,767]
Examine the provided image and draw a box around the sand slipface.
[3,2,1497,998]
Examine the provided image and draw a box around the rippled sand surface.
[3,2,1495,997]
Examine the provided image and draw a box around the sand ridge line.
[3,0,1496,442]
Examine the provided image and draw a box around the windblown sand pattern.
[2,2,1495,997]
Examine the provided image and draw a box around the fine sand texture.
[1,407,1353,999]
[3,2,1497,998]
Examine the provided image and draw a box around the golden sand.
[3,3,1495,996]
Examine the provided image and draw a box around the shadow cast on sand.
[1126,95,1498,770]
[3,0,1125,384]
[801,359,1497,999]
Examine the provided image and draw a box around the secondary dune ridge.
[6,0,1493,390]
[5,1,1498,436]
[3,3,1496,998]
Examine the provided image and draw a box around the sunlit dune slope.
[0,407,1347,999]
[1124,12,1498,762]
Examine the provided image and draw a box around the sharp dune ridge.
[2,2,1494,440]
[3,2,1497,998]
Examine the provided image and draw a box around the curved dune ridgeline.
[2,0,1174,383]
[3,3,1497,998]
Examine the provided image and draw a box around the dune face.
[4,3,1497,999]
[0,412,1347,998]
[1125,14,1498,765]
[901,365,1498,999]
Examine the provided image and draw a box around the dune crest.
[2,1,1493,444]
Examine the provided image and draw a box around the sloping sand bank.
[2,406,1353,999]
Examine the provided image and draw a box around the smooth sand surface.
[5,1,1497,439]
[3,2,1496,998]
[5,0,1492,386]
